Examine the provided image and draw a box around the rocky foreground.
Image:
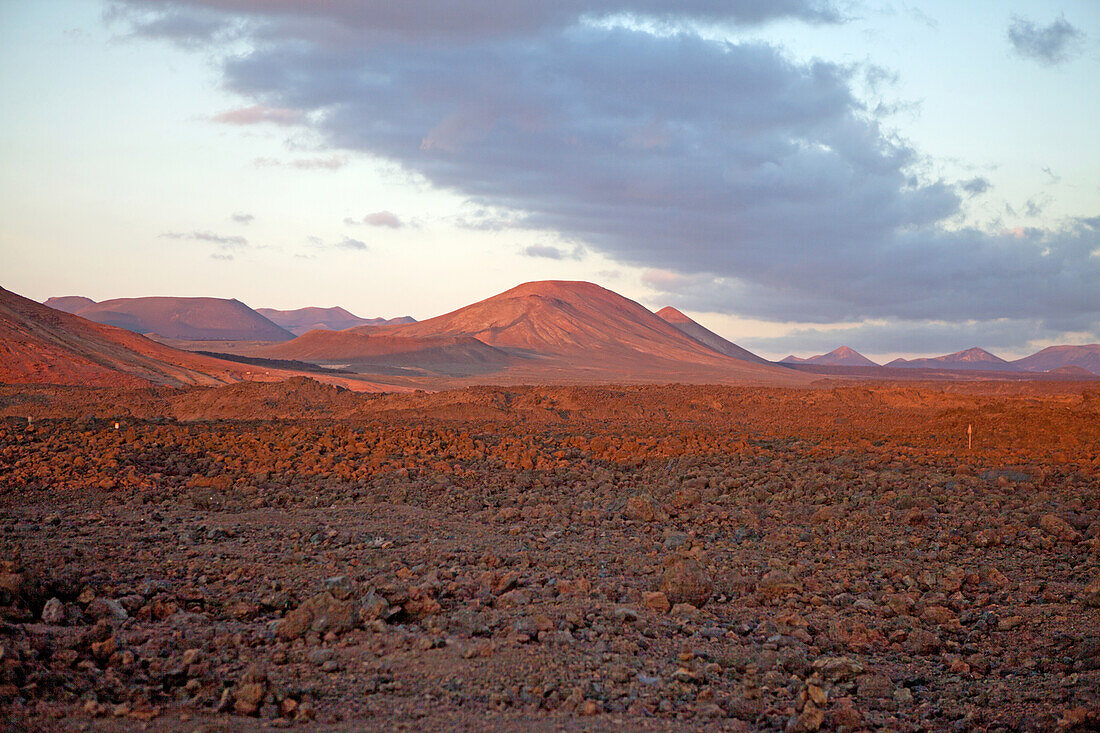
[0,380,1098,731]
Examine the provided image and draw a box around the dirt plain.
[1,378,1098,731]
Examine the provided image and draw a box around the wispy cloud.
[1008,15,1084,65]
[211,105,304,125]
[959,177,990,196]
[307,235,368,252]
[291,155,347,170]
[336,237,367,250]
[521,244,583,260]
[160,230,247,248]
[230,212,254,224]
[253,155,348,170]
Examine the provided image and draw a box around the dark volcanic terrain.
[1,379,1098,731]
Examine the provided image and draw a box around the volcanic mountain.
[1,287,271,387]
[887,347,1014,371]
[43,296,97,314]
[1011,345,1100,374]
[256,306,416,336]
[66,297,293,341]
[654,307,770,365]
[298,280,810,385]
[781,346,879,368]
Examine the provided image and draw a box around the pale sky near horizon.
[1,0,1097,361]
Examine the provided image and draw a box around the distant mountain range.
[781,346,879,368]
[781,344,1100,375]
[887,347,1014,371]
[42,296,415,342]
[6,288,262,387]
[27,282,809,387]
[256,306,416,336]
[34,287,1100,381]
[253,281,803,384]
[44,296,293,341]
[1012,344,1100,374]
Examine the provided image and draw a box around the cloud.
[1041,166,1061,184]
[121,1,1099,345]
[210,252,234,261]
[741,318,1053,359]
[902,5,938,30]
[252,155,347,170]
[641,217,1099,330]
[106,3,233,47]
[230,212,254,224]
[959,177,990,196]
[362,211,402,228]
[337,237,367,250]
[1008,15,1084,65]
[113,0,843,44]
[160,230,247,248]
[521,244,583,260]
[291,155,347,170]
[211,105,304,125]
[307,235,367,252]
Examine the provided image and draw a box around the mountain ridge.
[654,307,770,365]
[781,346,879,367]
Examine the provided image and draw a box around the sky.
[1,0,1097,361]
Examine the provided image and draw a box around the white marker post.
[967,423,972,451]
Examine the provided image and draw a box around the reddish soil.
[1,378,1097,731]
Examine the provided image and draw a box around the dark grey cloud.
[105,3,236,47]
[1008,15,1084,65]
[959,177,990,196]
[230,212,254,224]
[122,1,1098,342]
[642,219,1099,330]
[741,318,1051,359]
[112,0,842,43]
[160,230,247,247]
